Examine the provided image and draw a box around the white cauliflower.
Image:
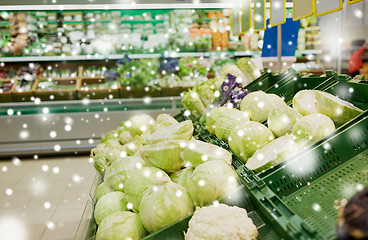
[185,203,258,240]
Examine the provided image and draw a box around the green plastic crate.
[237,111,368,239]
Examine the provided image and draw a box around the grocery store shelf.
[0,51,259,62]
[298,49,323,55]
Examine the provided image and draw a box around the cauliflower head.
[185,203,258,240]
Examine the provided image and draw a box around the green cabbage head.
[126,114,155,137]
[206,107,226,134]
[96,182,113,201]
[180,140,232,168]
[170,168,193,189]
[104,156,145,191]
[240,91,286,123]
[96,211,145,240]
[94,191,127,225]
[215,108,250,141]
[187,160,239,207]
[315,91,363,126]
[124,167,169,213]
[292,90,317,116]
[139,177,194,233]
[268,103,302,137]
[93,155,109,176]
[138,140,185,172]
[229,121,274,163]
[292,113,335,142]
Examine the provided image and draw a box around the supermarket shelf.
[298,49,323,55]
[0,51,259,62]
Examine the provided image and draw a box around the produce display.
[0,80,14,93]
[37,80,76,91]
[0,9,262,57]
[90,113,247,239]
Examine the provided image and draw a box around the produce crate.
[245,68,300,93]
[119,87,161,98]
[78,76,120,100]
[0,78,17,102]
[11,80,35,102]
[89,173,103,204]
[33,77,78,101]
[76,185,286,240]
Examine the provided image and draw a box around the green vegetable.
[96,182,113,201]
[215,108,250,141]
[206,107,226,134]
[268,104,302,137]
[138,140,185,172]
[292,90,317,116]
[121,140,143,156]
[187,160,239,207]
[101,130,119,143]
[170,168,193,189]
[181,89,206,118]
[240,91,286,123]
[94,191,128,225]
[153,113,178,131]
[139,177,194,233]
[124,167,169,213]
[245,135,300,172]
[141,120,194,145]
[126,114,155,137]
[118,130,135,145]
[315,91,363,126]
[180,140,232,168]
[96,211,145,240]
[292,113,335,142]
[220,64,250,86]
[229,121,274,163]
[237,57,261,82]
[93,155,110,176]
[104,156,145,191]
[91,140,127,164]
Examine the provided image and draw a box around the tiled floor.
[0,155,96,240]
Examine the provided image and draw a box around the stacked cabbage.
[91,113,239,240]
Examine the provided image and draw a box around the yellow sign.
[270,0,286,27]
[315,0,343,17]
[347,0,364,4]
[293,0,315,21]
[253,0,266,31]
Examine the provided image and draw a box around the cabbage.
[170,168,193,189]
[229,121,274,163]
[206,107,226,134]
[181,89,206,118]
[138,140,184,172]
[237,57,261,82]
[93,155,109,176]
[126,114,155,137]
[315,91,363,126]
[91,140,127,164]
[139,178,194,233]
[292,113,335,142]
[96,211,145,240]
[104,156,145,191]
[194,81,217,107]
[246,135,301,172]
[124,167,169,213]
[153,113,178,131]
[220,64,250,86]
[141,120,194,145]
[240,91,286,123]
[94,191,128,225]
[96,182,113,201]
[187,160,239,207]
[101,130,119,143]
[180,140,232,168]
[268,104,302,137]
[121,140,143,156]
[215,108,250,141]
[119,130,135,145]
[292,90,317,116]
